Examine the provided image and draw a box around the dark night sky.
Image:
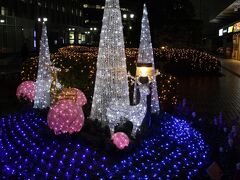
[190,0,235,21]
[190,0,236,34]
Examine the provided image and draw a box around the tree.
[90,0,130,124]
[135,4,160,113]
[33,22,52,109]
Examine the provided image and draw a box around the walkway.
[176,59,240,125]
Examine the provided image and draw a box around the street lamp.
[136,63,154,84]
[38,17,48,23]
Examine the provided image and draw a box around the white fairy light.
[33,22,52,109]
[134,4,160,114]
[90,0,130,124]
[107,83,150,136]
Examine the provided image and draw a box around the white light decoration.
[107,83,150,136]
[43,17,48,22]
[90,0,130,124]
[134,4,160,114]
[33,22,52,109]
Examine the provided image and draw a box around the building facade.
[0,0,138,56]
[211,0,240,60]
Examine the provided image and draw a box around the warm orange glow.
[136,63,153,77]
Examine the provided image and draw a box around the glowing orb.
[72,88,87,107]
[111,132,130,150]
[56,88,87,107]
[47,99,84,134]
[16,81,35,102]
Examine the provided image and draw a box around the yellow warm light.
[136,63,153,77]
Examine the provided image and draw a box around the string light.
[90,0,130,123]
[33,22,52,109]
[136,4,160,114]
[20,46,179,111]
[155,48,220,73]
[16,81,35,102]
[107,84,150,136]
[1,111,209,179]
[111,132,130,150]
[47,99,85,135]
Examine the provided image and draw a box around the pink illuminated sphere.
[47,99,85,135]
[72,88,87,107]
[111,132,130,150]
[16,81,35,102]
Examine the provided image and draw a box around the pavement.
[176,59,240,126]
[221,59,240,77]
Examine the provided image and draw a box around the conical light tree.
[90,0,130,123]
[135,4,160,113]
[33,22,52,109]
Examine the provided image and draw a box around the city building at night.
[211,0,240,60]
[0,0,137,55]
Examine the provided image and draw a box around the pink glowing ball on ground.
[16,81,35,102]
[111,132,130,150]
[72,88,87,107]
[47,99,85,135]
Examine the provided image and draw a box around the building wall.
[0,0,87,55]
[232,33,240,60]
[0,0,139,55]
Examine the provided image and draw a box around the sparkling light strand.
[0,111,209,179]
[135,4,160,114]
[90,0,130,123]
[33,22,52,109]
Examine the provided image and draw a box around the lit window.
[0,19,5,23]
[85,19,89,23]
[82,34,86,42]
[1,7,7,16]
[129,26,132,30]
[78,33,82,44]
[62,7,65,12]
[79,10,82,17]
[83,4,88,8]
[94,27,97,31]
[69,32,75,44]
[123,14,127,19]
[130,14,134,19]
[96,5,101,9]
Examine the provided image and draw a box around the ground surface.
[176,59,240,125]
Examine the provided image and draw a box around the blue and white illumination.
[0,111,209,179]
